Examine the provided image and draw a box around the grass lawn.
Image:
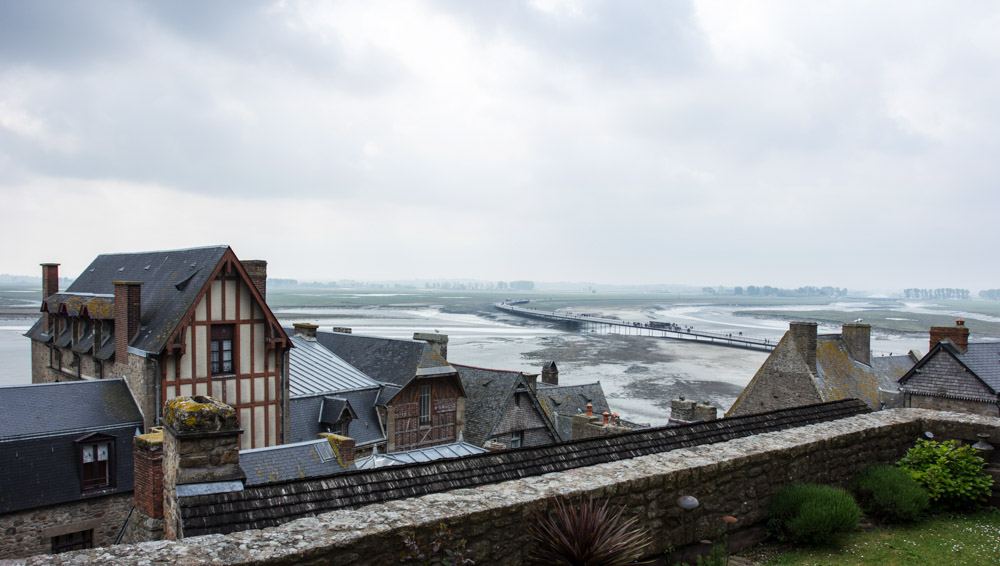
[757,509,1000,565]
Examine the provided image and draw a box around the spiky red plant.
[527,497,652,565]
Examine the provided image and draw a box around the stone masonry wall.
[0,493,131,559]
[906,393,1000,417]
[29,409,1000,566]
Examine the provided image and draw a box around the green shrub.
[897,439,993,510]
[850,465,930,522]
[768,484,861,545]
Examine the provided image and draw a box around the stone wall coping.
[25,408,1000,565]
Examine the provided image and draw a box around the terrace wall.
[29,409,1000,565]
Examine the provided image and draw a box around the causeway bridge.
[495,302,777,352]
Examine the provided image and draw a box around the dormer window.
[210,324,235,375]
[77,434,115,492]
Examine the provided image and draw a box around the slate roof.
[288,388,385,446]
[355,441,487,469]
[455,364,558,447]
[0,380,142,514]
[316,331,427,389]
[898,341,1000,400]
[957,342,1000,391]
[26,246,229,354]
[0,379,143,440]
[178,398,871,536]
[536,382,611,441]
[287,334,382,398]
[240,439,353,486]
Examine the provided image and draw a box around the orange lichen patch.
[815,340,880,407]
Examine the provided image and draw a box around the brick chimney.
[789,322,818,374]
[161,396,243,540]
[292,322,318,340]
[318,433,356,467]
[241,260,267,300]
[133,428,164,522]
[841,323,872,365]
[114,281,142,363]
[541,361,559,385]
[413,332,448,360]
[40,263,59,332]
[930,319,970,353]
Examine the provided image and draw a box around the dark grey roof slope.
[537,382,610,441]
[873,354,918,393]
[0,379,143,440]
[179,398,871,536]
[289,388,385,446]
[958,342,1000,391]
[240,439,353,486]
[287,334,381,398]
[26,246,229,354]
[316,331,426,388]
[0,380,141,514]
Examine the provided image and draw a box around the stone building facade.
[25,246,291,449]
[728,321,917,416]
[0,493,132,559]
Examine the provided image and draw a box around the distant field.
[737,306,1000,338]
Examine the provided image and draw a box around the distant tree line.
[732,285,848,297]
[979,289,1000,300]
[902,288,970,300]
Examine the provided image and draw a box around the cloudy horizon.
[1,1,998,290]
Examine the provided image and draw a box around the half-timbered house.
[25,246,291,449]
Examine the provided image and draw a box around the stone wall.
[0,493,131,559]
[30,409,1000,566]
[905,393,1000,417]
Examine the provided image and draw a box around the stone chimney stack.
[789,322,818,374]
[292,322,318,340]
[241,260,267,301]
[114,281,142,364]
[693,402,718,422]
[930,319,970,353]
[162,396,243,540]
[413,332,448,360]
[318,433,356,467]
[670,398,696,422]
[40,263,59,332]
[541,361,559,385]
[841,323,872,365]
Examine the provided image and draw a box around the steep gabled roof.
[25,246,289,356]
[454,364,557,447]
[178,399,871,536]
[898,341,1000,399]
[0,379,143,441]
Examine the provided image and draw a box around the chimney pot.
[241,260,267,301]
[929,320,970,353]
[114,280,142,364]
[602,411,609,425]
[585,402,593,417]
[789,321,818,373]
[413,332,449,360]
[293,322,319,340]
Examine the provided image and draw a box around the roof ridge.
[452,362,527,373]
[0,378,125,391]
[94,245,230,257]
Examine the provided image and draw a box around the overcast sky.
[1,1,997,289]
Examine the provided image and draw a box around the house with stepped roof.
[0,380,143,559]
[454,364,559,449]
[727,322,917,417]
[898,319,1000,416]
[25,246,291,449]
